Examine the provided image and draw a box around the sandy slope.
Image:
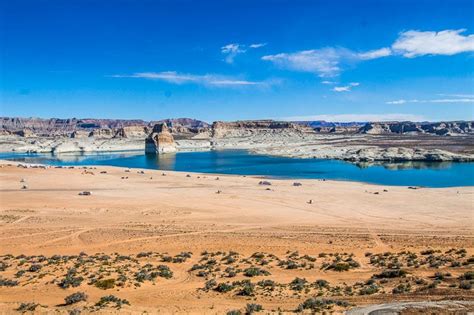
[0,163,472,314]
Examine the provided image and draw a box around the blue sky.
[1,0,473,122]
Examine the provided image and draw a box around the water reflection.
[354,161,453,170]
[145,153,176,170]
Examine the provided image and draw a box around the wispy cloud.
[110,71,268,87]
[437,93,474,98]
[321,80,335,85]
[392,29,474,57]
[221,42,267,63]
[387,97,474,104]
[249,43,267,49]
[221,43,246,64]
[332,82,360,92]
[357,47,392,60]
[280,113,426,122]
[262,48,353,77]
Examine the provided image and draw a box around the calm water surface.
[1,150,473,187]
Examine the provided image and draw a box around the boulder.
[145,123,177,154]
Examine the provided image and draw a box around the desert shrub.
[460,271,474,280]
[297,298,348,312]
[64,292,87,305]
[0,278,19,287]
[278,259,299,270]
[258,181,271,186]
[245,303,263,314]
[58,268,83,288]
[0,262,8,271]
[459,281,472,290]
[392,283,411,294]
[290,277,307,291]
[16,302,39,312]
[420,249,435,255]
[28,264,42,272]
[224,267,237,277]
[243,267,270,277]
[95,295,130,308]
[94,278,115,290]
[257,279,276,290]
[373,269,407,278]
[215,282,234,293]
[359,284,379,295]
[301,254,316,262]
[157,265,173,278]
[227,310,242,315]
[451,261,461,267]
[136,252,152,258]
[314,279,330,289]
[15,270,25,278]
[327,262,350,272]
[237,281,255,296]
[204,279,217,290]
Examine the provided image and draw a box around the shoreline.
[1,155,474,188]
[2,131,474,163]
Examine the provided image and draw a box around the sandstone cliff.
[358,121,473,136]
[145,123,177,154]
[211,120,313,138]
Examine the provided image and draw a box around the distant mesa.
[145,123,177,154]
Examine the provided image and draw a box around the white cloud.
[438,93,474,98]
[221,42,267,63]
[392,29,474,57]
[249,43,267,49]
[386,98,474,104]
[321,80,335,85]
[280,113,426,122]
[332,86,350,92]
[262,29,473,77]
[221,43,246,64]
[386,99,407,104]
[357,47,392,60]
[262,48,352,77]
[261,46,391,77]
[332,82,360,92]
[110,71,267,87]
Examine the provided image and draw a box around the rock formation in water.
[145,123,177,154]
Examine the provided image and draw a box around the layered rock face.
[0,117,209,138]
[358,121,474,136]
[145,123,177,154]
[114,126,149,138]
[211,120,313,138]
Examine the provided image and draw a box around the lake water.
[1,150,473,187]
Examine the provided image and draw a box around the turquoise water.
[1,150,473,187]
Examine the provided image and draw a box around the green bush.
[94,278,116,290]
[245,303,263,314]
[64,292,87,305]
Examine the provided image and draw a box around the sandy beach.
[0,162,472,313]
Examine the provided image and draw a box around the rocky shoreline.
[1,117,473,162]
